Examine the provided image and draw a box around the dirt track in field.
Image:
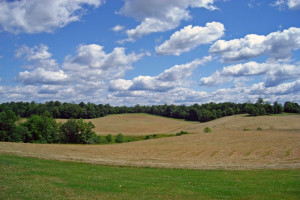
[1,114,300,170]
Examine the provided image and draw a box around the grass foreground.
[0,155,299,200]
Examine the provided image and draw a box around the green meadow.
[1,155,299,200]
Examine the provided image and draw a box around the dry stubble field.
[1,114,300,169]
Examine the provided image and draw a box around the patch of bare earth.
[1,114,300,170]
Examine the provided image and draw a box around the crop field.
[1,114,300,169]
[1,114,300,199]
[56,113,300,136]
[56,113,198,136]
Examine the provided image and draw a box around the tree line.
[1,99,299,144]
[0,111,135,144]
[0,99,299,122]
[0,111,100,144]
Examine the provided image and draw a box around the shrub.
[126,137,134,142]
[203,127,212,133]
[257,127,263,131]
[243,128,250,131]
[59,119,97,144]
[176,131,188,136]
[105,134,113,143]
[23,114,59,143]
[115,133,124,143]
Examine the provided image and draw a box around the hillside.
[57,113,198,136]
[1,114,300,169]
[57,113,300,135]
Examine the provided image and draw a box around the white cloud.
[16,68,69,85]
[156,22,224,56]
[62,44,143,81]
[15,44,70,86]
[249,79,300,97]
[210,27,300,62]
[109,56,211,92]
[199,61,300,87]
[266,79,300,95]
[287,0,300,9]
[272,0,300,10]
[265,63,300,87]
[109,79,134,91]
[107,78,300,106]
[38,85,62,95]
[112,25,125,32]
[15,44,59,71]
[0,0,103,34]
[10,43,143,103]
[118,0,218,42]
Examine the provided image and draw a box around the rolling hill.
[1,114,300,169]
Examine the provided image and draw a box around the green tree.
[115,133,124,143]
[22,114,59,143]
[105,134,113,143]
[273,101,283,114]
[0,110,18,142]
[284,102,300,113]
[60,119,99,144]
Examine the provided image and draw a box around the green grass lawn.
[0,154,299,200]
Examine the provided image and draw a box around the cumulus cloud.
[15,44,70,86]
[11,43,143,103]
[16,68,69,85]
[15,44,59,70]
[118,0,218,42]
[272,0,300,10]
[210,27,300,62]
[109,56,211,92]
[265,79,300,95]
[0,0,103,34]
[287,0,300,9]
[199,61,300,87]
[155,22,224,56]
[62,44,143,81]
[249,79,300,96]
[108,77,300,106]
[38,85,62,95]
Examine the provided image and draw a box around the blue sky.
[0,0,300,106]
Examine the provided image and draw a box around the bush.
[105,134,113,143]
[203,127,211,133]
[176,131,188,136]
[22,114,59,143]
[243,128,250,131]
[59,119,98,144]
[115,133,124,143]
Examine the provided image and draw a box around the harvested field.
[57,113,198,136]
[1,114,300,170]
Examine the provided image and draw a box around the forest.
[1,99,299,121]
[0,99,299,144]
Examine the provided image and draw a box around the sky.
[0,0,300,106]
